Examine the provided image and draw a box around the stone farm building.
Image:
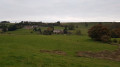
[53,30,63,34]
[24,26,33,29]
[24,25,39,29]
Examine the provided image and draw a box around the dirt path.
[76,49,120,61]
[40,50,66,55]
[40,48,120,61]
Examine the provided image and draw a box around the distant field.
[0,22,120,67]
[4,22,96,35]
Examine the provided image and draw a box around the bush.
[43,27,53,35]
[101,35,111,43]
[75,30,81,35]
[111,28,120,38]
[43,30,52,35]
[88,24,111,41]
[47,27,54,32]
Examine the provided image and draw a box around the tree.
[63,26,68,34]
[33,27,37,31]
[57,21,60,25]
[1,21,10,23]
[1,24,7,32]
[38,28,42,34]
[2,27,7,32]
[8,25,17,31]
[88,24,111,41]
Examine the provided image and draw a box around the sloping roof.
[53,30,63,33]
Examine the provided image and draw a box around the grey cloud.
[0,0,120,22]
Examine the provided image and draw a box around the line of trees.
[0,23,23,33]
[19,21,61,27]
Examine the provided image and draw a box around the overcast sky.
[0,0,120,22]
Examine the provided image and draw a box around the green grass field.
[0,23,120,67]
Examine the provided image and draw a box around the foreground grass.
[0,35,119,67]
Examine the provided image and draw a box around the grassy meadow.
[0,23,120,67]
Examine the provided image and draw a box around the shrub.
[111,28,120,38]
[47,27,54,32]
[43,27,53,35]
[101,35,111,43]
[43,30,52,35]
[88,24,111,41]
